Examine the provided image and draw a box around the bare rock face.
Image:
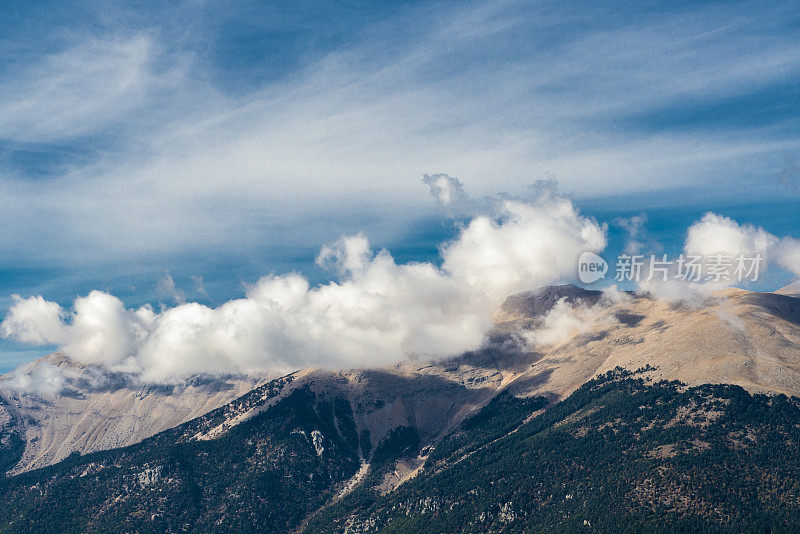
[366,285,800,433]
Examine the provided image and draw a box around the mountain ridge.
[2,284,800,531]
[2,283,800,477]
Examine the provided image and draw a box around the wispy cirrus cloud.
[0,36,159,142]
[0,0,798,265]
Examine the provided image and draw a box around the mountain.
[493,285,800,398]
[777,281,800,297]
[0,354,262,474]
[1,285,800,532]
[311,370,800,532]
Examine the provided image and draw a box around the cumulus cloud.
[685,212,800,278]
[61,292,156,369]
[422,173,478,217]
[423,174,469,208]
[1,188,606,383]
[316,233,373,277]
[685,213,777,263]
[0,295,67,345]
[639,212,800,302]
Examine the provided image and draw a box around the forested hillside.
[4,368,800,532]
[311,369,800,533]
[0,375,364,533]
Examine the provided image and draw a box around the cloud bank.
[1,190,606,383]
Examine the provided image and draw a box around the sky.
[0,0,799,375]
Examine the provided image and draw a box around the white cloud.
[0,36,164,142]
[422,174,467,207]
[0,295,67,345]
[1,361,69,396]
[523,298,605,347]
[685,212,800,277]
[638,212,800,302]
[685,213,778,262]
[0,355,133,396]
[522,286,625,348]
[442,197,606,299]
[316,233,373,277]
[775,238,800,277]
[616,214,649,255]
[636,277,716,304]
[1,2,799,263]
[422,173,478,217]
[156,272,186,305]
[1,191,606,383]
[61,291,155,369]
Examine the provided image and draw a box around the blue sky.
[0,0,799,372]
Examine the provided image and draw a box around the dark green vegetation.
[310,369,800,533]
[0,374,365,533]
[5,369,800,532]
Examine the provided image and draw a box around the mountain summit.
[1,285,800,531]
[3,285,800,475]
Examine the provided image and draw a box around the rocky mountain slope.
[492,285,800,399]
[310,369,800,532]
[3,284,800,476]
[1,284,800,532]
[5,366,800,532]
[0,354,261,473]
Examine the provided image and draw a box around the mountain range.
[1,284,800,532]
